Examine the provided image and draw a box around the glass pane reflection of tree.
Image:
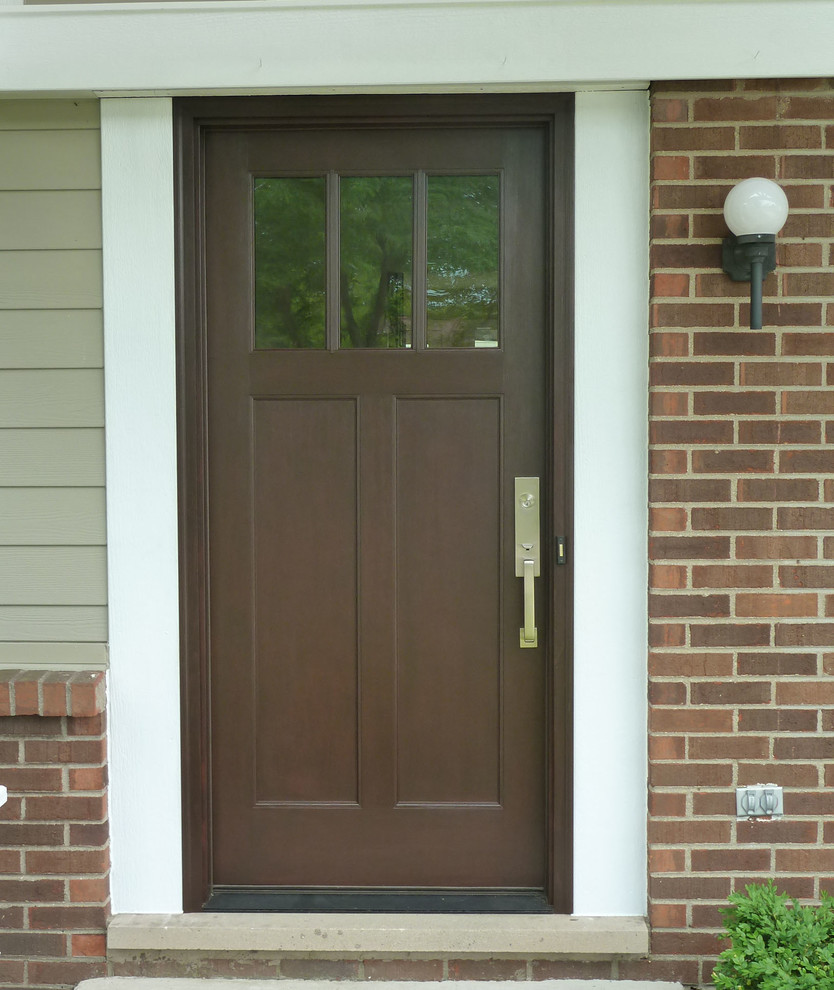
[254,177,327,349]
[340,176,413,349]
[427,175,499,349]
[253,173,499,350]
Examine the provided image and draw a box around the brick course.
[649,78,834,986]
[0,671,108,989]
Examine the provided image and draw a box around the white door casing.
[103,90,649,916]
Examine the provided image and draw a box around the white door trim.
[102,97,183,913]
[103,91,649,916]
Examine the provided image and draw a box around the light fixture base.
[722,232,776,282]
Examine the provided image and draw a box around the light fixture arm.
[721,232,776,331]
[750,255,763,332]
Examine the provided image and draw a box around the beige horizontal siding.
[0,100,99,130]
[0,100,106,664]
[0,607,107,642]
[0,370,104,428]
[0,129,100,190]
[0,643,108,668]
[0,251,102,309]
[0,548,107,605]
[0,311,103,368]
[0,429,105,487]
[0,191,102,249]
[0,489,105,544]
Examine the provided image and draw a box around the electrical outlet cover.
[736,784,783,818]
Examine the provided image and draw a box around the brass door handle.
[521,558,537,647]
[515,478,540,649]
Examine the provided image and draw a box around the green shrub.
[712,881,834,989]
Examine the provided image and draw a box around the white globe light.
[723,177,789,236]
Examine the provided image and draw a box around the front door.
[178,96,572,912]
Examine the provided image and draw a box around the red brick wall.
[0,672,109,989]
[649,79,834,986]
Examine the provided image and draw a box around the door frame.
[174,94,575,912]
[102,93,648,919]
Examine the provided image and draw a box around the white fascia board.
[2,0,834,96]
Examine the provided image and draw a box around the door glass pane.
[254,177,326,349]
[427,175,499,349]
[340,176,412,349]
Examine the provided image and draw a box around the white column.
[572,89,650,916]
[102,97,182,913]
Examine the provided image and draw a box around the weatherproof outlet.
[736,784,783,818]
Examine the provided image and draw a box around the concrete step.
[107,912,650,958]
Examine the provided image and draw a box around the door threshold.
[107,912,649,958]
[205,887,553,913]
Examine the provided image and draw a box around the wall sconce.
[722,177,789,330]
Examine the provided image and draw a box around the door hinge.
[556,536,567,565]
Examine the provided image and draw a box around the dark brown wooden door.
[181,98,571,911]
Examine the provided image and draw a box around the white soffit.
[2,0,834,96]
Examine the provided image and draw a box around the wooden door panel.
[179,96,572,911]
[395,397,502,807]
[208,122,547,891]
[253,397,359,806]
